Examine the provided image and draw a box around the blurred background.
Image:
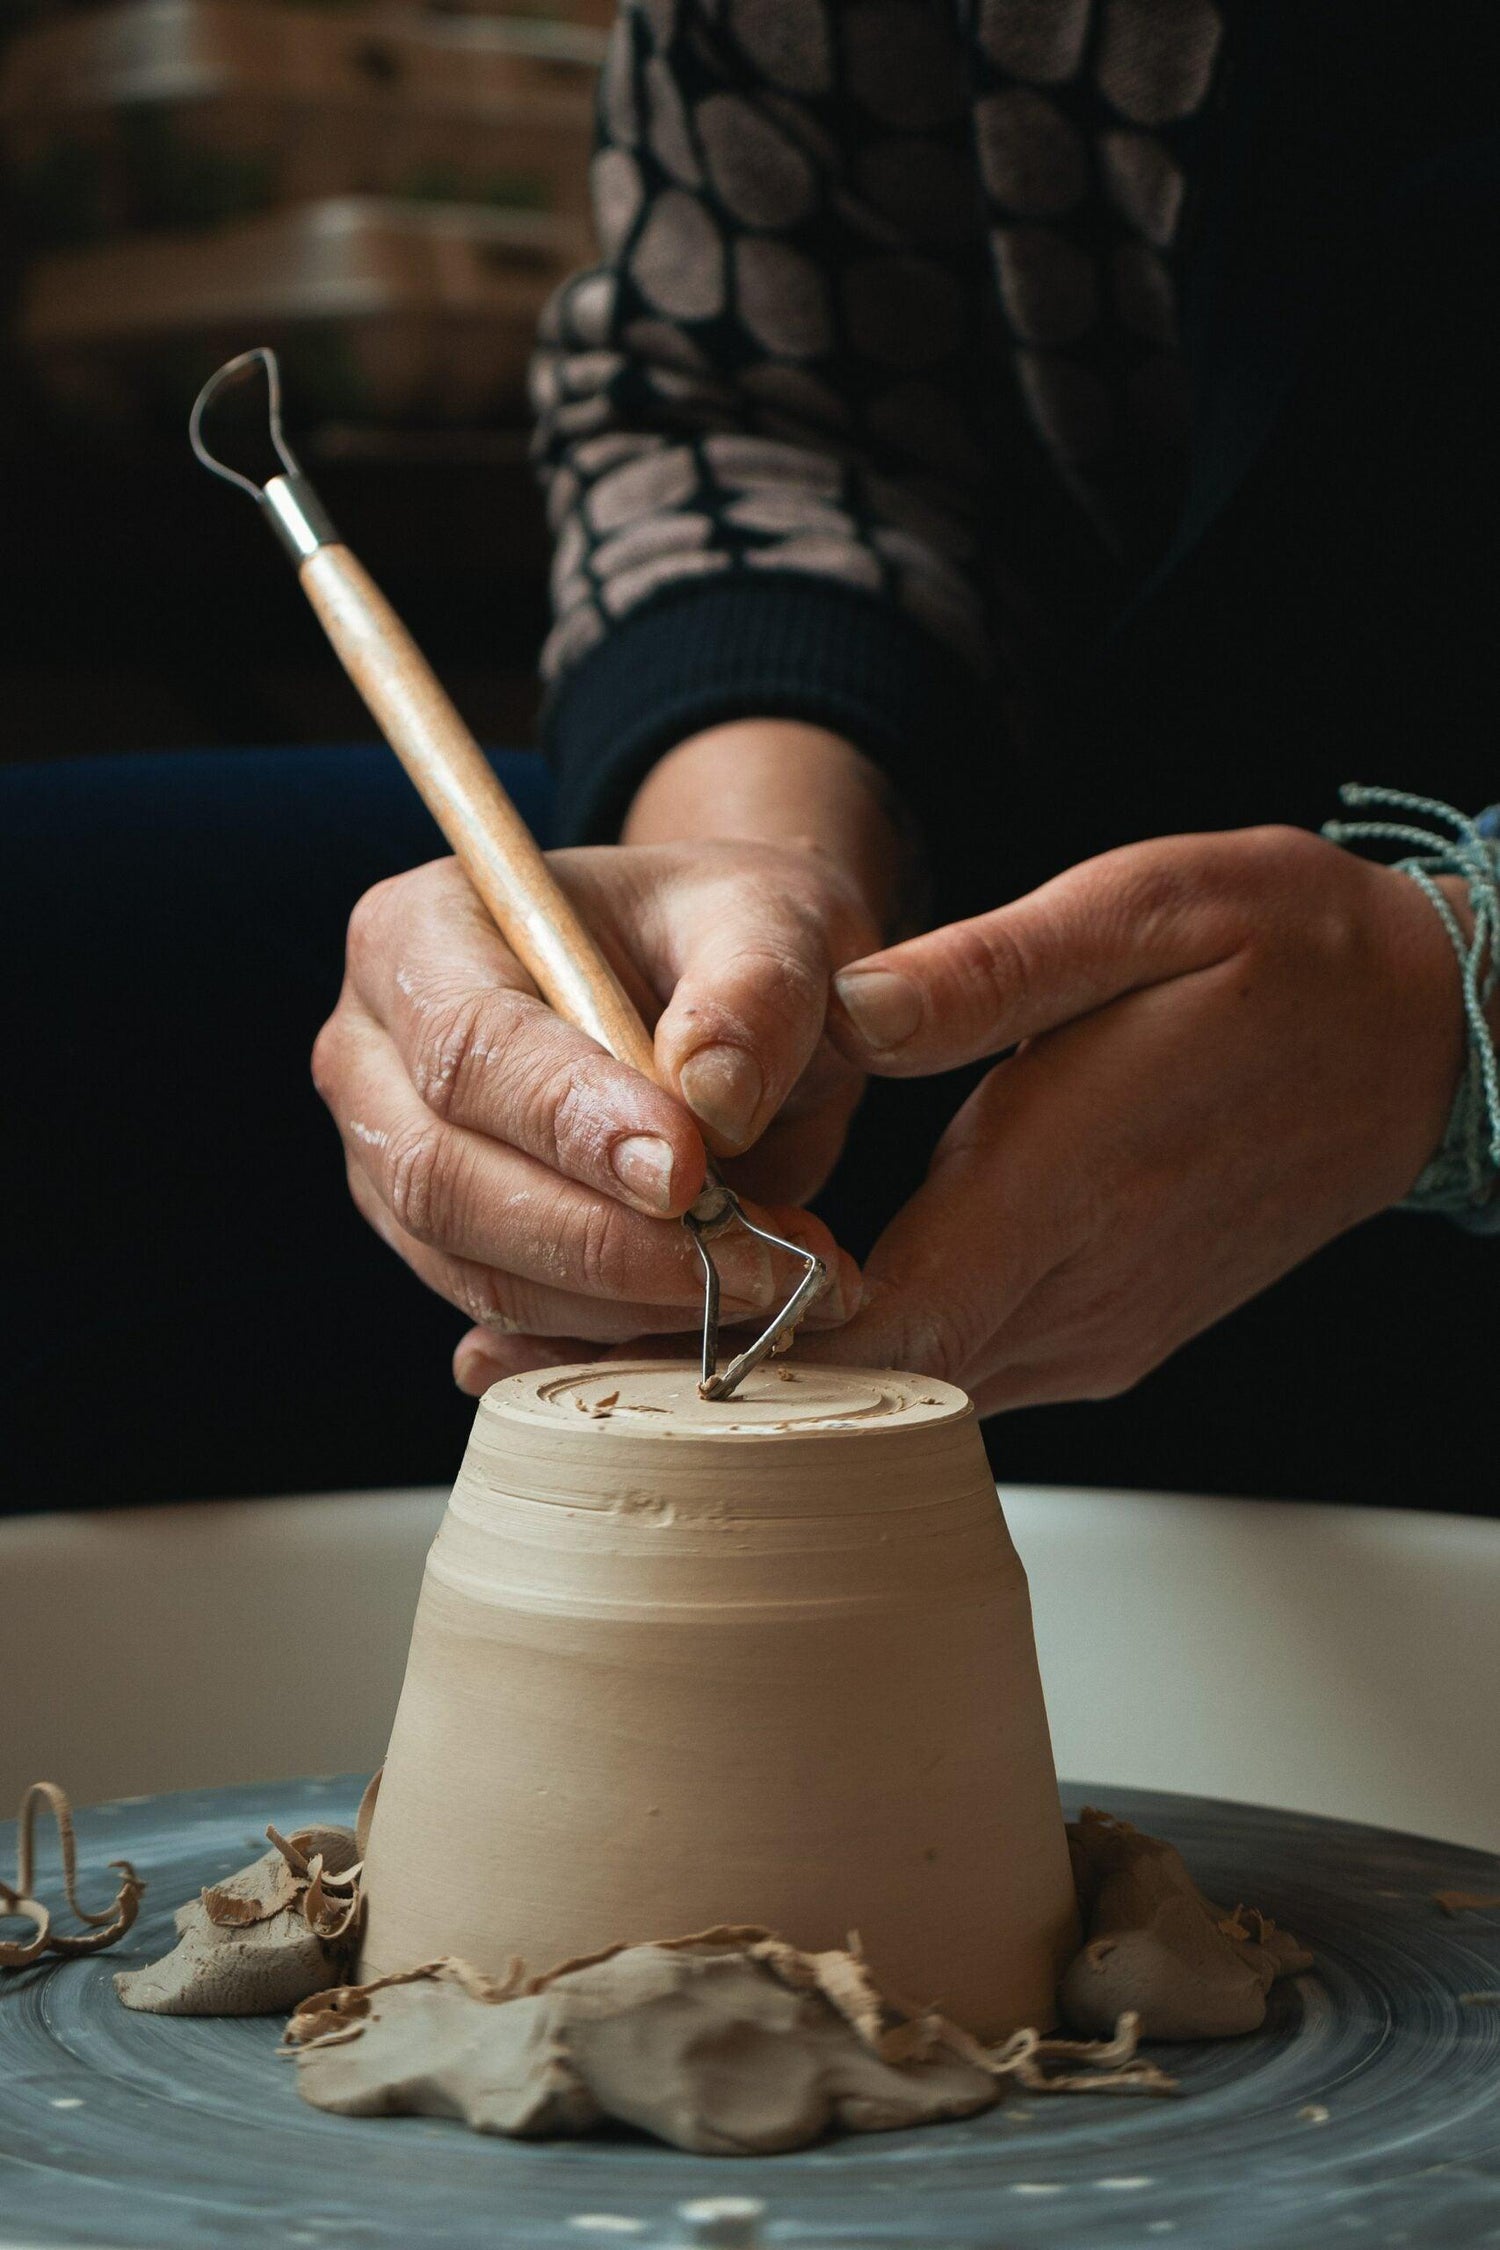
[0,0,607,764]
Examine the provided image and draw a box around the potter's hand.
[816,825,1469,1412]
[313,815,878,1385]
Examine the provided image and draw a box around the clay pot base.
[360,1362,1081,2039]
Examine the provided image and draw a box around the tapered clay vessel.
[360,1363,1078,2035]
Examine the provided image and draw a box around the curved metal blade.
[687,1194,828,1402]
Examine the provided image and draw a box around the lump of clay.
[287,1937,996,2154]
[116,1824,362,2016]
[1061,1809,1313,2041]
[285,1929,1169,2155]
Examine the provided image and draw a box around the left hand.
[813,824,1469,1412]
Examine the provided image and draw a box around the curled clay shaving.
[283,1932,1171,2155]
[116,1823,363,2016]
[1061,1809,1313,2040]
[0,1782,144,1970]
[1434,1891,1500,1916]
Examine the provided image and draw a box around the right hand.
[312,838,873,1390]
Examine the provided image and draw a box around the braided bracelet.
[1322,784,1500,1234]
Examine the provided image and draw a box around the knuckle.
[345,873,402,974]
[547,1055,618,1172]
[1108,852,1193,933]
[310,1014,341,1103]
[950,915,1031,1029]
[411,988,493,1122]
[1211,823,1327,901]
[752,937,825,1021]
[925,1299,978,1383]
[571,1195,635,1299]
[786,951,835,1031]
[1248,821,1324,871]
[682,939,827,1057]
[876,1292,972,1384]
[449,1262,518,1332]
[385,1119,452,1243]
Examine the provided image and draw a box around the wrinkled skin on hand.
[312,842,871,1392]
[817,825,1469,1412]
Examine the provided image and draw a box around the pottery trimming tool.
[189,346,825,1400]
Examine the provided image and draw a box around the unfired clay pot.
[359,1363,1079,2036]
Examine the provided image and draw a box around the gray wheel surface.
[2,1778,1497,2249]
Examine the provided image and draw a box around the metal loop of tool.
[190,348,339,561]
[687,1191,827,1400]
[190,346,827,1401]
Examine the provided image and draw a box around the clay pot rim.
[475,1361,975,1446]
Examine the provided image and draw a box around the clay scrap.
[12,1766,1316,2146]
[116,1824,364,2016]
[1434,1891,1500,1916]
[1062,1809,1314,2040]
[0,1782,144,1970]
[281,1810,1311,2155]
[283,1929,1173,2155]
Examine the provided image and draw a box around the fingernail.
[713,1233,777,1307]
[834,968,922,1051]
[454,1343,504,1396]
[680,1045,763,1150]
[611,1132,676,1212]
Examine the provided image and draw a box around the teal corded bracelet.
[1322,785,1500,1235]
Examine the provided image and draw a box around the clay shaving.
[1062,1809,1313,2040]
[115,1823,364,2016]
[273,1810,1309,2151]
[281,1931,1173,2155]
[0,1783,144,1970]
[9,1776,1316,2152]
[1433,1891,1500,1916]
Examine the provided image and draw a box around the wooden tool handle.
[300,543,660,1082]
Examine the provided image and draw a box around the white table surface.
[4,1485,1496,1849]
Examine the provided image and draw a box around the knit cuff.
[541,574,988,846]
[1324,787,1500,1237]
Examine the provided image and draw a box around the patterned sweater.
[530,0,1230,840]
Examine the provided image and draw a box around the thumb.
[649,864,873,1157]
[828,833,1247,1076]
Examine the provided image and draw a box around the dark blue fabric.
[1,746,553,1510]
[544,574,991,856]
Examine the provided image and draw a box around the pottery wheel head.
[487,1361,972,1440]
